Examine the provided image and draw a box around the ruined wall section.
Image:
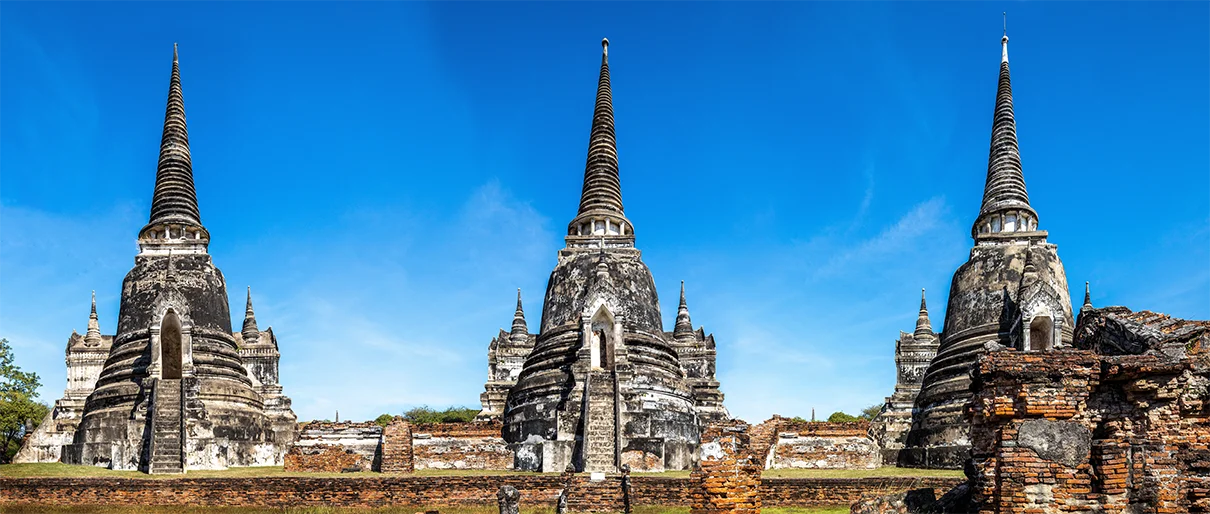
[768,421,879,470]
[411,422,513,470]
[961,307,1210,514]
[285,422,383,472]
[690,420,763,514]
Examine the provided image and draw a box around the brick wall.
[967,349,1210,514]
[769,421,879,470]
[410,421,513,470]
[690,420,763,514]
[285,421,382,472]
[282,444,366,473]
[762,477,961,507]
[748,416,880,470]
[0,476,957,509]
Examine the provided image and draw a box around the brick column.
[380,419,414,473]
[690,421,762,514]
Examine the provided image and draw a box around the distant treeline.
[374,406,479,426]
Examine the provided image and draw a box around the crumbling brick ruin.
[281,419,512,473]
[690,420,763,514]
[963,306,1210,513]
[745,416,880,470]
[854,305,1210,513]
[285,421,384,472]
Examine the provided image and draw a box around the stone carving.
[496,485,519,514]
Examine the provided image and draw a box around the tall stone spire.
[972,26,1038,239]
[242,286,260,342]
[140,44,205,243]
[674,281,694,339]
[914,289,934,339]
[84,291,103,345]
[567,38,633,245]
[511,289,528,340]
[1082,281,1093,310]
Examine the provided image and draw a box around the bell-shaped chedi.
[900,30,1074,469]
[63,45,295,473]
[501,39,725,473]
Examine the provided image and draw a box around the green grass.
[760,467,963,479]
[0,462,960,481]
[0,507,845,514]
[0,463,380,479]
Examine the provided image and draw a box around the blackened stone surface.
[1017,419,1090,468]
[539,249,662,334]
[1074,306,1210,359]
[504,247,699,472]
[68,253,283,471]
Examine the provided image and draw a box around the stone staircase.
[149,379,183,474]
[583,370,617,473]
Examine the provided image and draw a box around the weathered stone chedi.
[900,32,1074,469]
[496,39,727,473]
[45,46,298,472]
[870,290,940,464]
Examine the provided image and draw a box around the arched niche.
[590,305,617,371]
[1028,315,1054,352]
[161,309,184,379]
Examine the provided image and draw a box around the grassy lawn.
[0,462,959,480]
[0,507,846,514]
[761,466,963,479]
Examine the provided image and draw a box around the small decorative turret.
[84,291,103,346]
[511,289,528,341]
[1082,282,1093,311]
[138,44,210,254]
[674,281,694,340]
[914,289,934,340]
[567,38,634,247]
[972,21,1039,240]
[242,286,260,343]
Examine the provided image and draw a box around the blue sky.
[2,2,1207,424]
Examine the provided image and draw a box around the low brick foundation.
[749,416,881,470]
[411,421,512,470]
[0,475,961,509]
[283,444,366,473]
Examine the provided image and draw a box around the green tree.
[1,338,48,463]
[374,413,395,427]
[826,411,860,423]
[402,406,479,424]
[860,403,884,420]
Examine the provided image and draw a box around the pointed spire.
[1082,281,1093,310]
[144,43,202,233]
[84,291,103,345]
[510,289,528,340]
[242,286,260,342]
[674,281,694,339]
[914,288,934,339]
[972,23,1038,239]
[567,38,633,243]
